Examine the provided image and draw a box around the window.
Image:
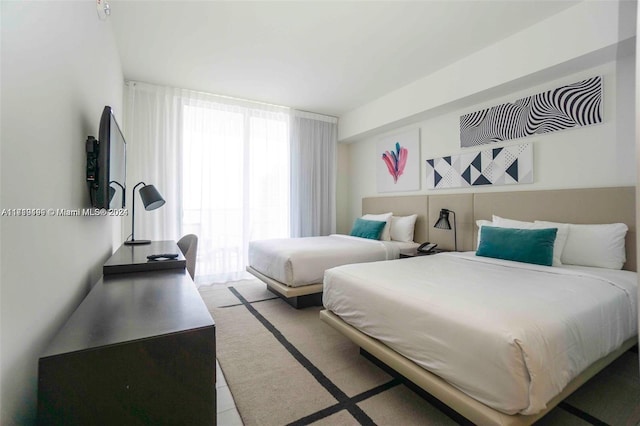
[182,103,290,282]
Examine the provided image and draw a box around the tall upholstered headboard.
[473,187,636,272]
[361,187,636,271]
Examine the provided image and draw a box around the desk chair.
[177,234,198,280]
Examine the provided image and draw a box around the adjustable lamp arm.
[130,181,146,243]
[449,210,457,252]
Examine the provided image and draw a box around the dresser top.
[103,240,186,274]
[41,269,214,358]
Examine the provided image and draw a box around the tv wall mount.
[86,136,99,205]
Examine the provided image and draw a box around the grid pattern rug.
[199,279,640,426]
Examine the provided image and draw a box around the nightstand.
[400,248,450,258]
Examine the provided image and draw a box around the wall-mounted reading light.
[433,208,457,251]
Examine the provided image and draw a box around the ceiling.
[109,1,580,117]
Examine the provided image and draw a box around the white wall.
[0,2,124,423]
[338,56,636,233]
[338,0,636,142]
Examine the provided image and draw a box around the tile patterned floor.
[217,360,243,425]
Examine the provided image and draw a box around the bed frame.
[322,186,637,424]
[320,310,637,426]
[248,195,429,308]
[246,266,323,308]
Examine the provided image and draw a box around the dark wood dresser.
[37,242,216,425]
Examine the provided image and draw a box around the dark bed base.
[266,284,323,309]
[360,348,474,425]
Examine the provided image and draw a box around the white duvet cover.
[323,252,638,415]
[248,235,402,287]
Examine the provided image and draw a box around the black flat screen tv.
[87,106,126,209]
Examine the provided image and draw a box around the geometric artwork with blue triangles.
[426,143,533,189]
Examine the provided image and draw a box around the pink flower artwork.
[381,142,408,184]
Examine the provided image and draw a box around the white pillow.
[559,222,628,269]
[362,212,393,241]
[492,215,569,267]
[475,220,493,248]
[390,214,418,242]
[532,220,570,266]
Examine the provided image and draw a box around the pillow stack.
[350,212,418,243]
[360,212,393,240]
[476,215,628,269]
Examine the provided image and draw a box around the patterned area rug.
[199,279,640,426]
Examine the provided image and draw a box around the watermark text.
[1,208,129,217]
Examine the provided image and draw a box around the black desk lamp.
[125,181,165,245]
[434,208,457,251]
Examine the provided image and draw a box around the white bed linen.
[390,241,420,256]
[322,252,637,415]
[248,234,401,287]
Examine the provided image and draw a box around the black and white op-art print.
[460,76,602,148]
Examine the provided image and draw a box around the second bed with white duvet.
[248,234,412,287]
[322,252,638,416]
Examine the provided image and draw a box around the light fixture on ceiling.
[96,0,111,20]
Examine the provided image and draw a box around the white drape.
[290,110,338,237]
[125,82,290,282]
[124,83,183,243]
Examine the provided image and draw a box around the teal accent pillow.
[350,218,387,240]
[476,226,558,266]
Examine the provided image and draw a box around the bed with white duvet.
[247,210,421,308]
[248,234,407,288]
[322,252,638,416]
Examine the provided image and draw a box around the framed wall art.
[377,128,420,193]
[426,143,533,189]
[460,76,602,147]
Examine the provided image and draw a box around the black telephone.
[417,242,438,253]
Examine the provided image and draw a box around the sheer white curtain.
[290,110,338,237]
[125,82,290,282]
[124,82,183,243]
